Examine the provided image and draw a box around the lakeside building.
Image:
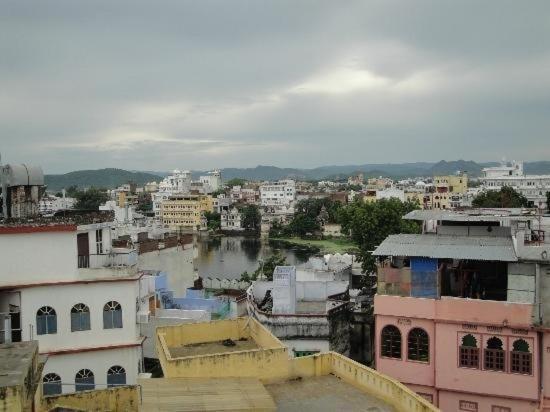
[246,266,351,356]
[220,207,243,231]
[160,193,212,230]
[259,179,296,223]
[481,160,550,210]
[372,208,550,410]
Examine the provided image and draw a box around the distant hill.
[428,160,498,176]
[524,161,550,175]
[46,160,550,190]
[45,168,162,191]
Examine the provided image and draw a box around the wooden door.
[77,233,89,268]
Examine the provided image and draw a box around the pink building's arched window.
[510,339,532,375]
[484,336,505,371]
[407,328,429,362]
[459,334,479,369]
[381,325,401,359]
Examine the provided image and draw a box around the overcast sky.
[1,1,549,173]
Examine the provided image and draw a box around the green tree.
[210,189,226,198]
[472,187,529,208]
[225,178,247,188]
[204,211,221,231]
[338,198,420,274]
[239,204,261,230]
[284,198,343,237]
[255,252,288,281]
[75,187,109,210]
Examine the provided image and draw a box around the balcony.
[77,248,138,278]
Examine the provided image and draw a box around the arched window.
[107,365,126,387]
[75,369,94,392]
[36,306,57,335]
[71,303,90,332]
[459,334,479,368]
[511,339,532,374]
[484,336,505,371]
[43,373,62,396]
[103,301,123,329]
[381,325,401,359]
[407,328,429,362]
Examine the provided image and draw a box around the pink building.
[373,209,550,411]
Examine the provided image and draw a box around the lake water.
[195,236,316,280]
[138,236,317,297]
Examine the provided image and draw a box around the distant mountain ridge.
[45,168,162,191]
[45,160,550,190]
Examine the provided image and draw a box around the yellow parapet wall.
[40,386,139,412]
[157,317,290,383]
[288,353,437,412]
[156,317,439,412]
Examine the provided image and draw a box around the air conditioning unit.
[137,311,150,324]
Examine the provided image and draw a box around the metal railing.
[78,250,138,269]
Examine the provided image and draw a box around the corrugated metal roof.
[404,209,535,222]
[373,234,518,261]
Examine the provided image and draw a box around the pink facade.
[375,295,542,411]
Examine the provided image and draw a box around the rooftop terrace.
[154,318,438,412]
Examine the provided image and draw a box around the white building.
[39,193,77,215]
[481,161,550,210]
[220,208,243,231]
[199,170,222,194]
[99,200,141,224]
[376,187,405,202]
[0,213,150,395]
[260,179,296,221]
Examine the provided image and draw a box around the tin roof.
[404,209,536,222]
[373,234,518,261]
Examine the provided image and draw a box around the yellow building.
[161,194,213,229]
[405,191,427,208]
[429,173,468,209]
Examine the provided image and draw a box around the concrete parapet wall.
[40,386,139,412]
[289,353,438,412]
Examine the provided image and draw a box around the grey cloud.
[0,0,549,172]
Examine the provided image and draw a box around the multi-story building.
[372,208,550,410]
[144,181,159,193]
[481,160,550,210]
[260,179,296,223]
[220,207,243,231]
[0,212,149,395]
[423,172,468,209]
[160,194,212,230]
[199,169,222,194]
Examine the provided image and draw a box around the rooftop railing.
[78,250,137,269]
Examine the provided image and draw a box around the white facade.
[39,195,76,215]
[220,208,243,231]
[481,161,550,210]
[99,200,138,224]
[376,187,405,202]
[0,220,144,394]
[199,170,222,193]
[260,179,296,217]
